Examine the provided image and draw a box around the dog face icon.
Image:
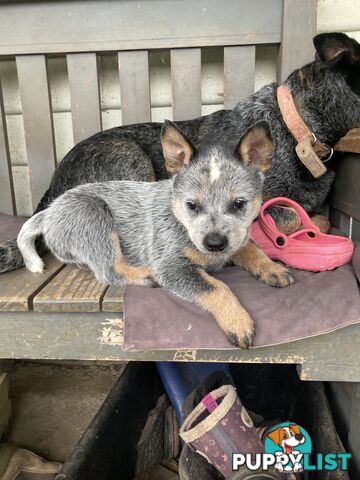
[267,424,305,455]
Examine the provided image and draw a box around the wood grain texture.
[118,51,151,125]
[0,310,358,381]
[224,46,255,109]
[0,0,282,55]
[16,55,56,210]
[33,265,108,313]
[330,154,360,222]
[278,0,317,82]
[0,79,15,215]
[171,48,201,121]
[0,255,64,312]
[67,53,102,143]
[102,286,124,312]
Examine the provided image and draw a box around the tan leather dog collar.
[277,85,360,179]
[277,85,332,178]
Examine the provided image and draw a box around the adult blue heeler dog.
[1,32,360,272]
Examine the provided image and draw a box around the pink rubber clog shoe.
[250,197,354,272]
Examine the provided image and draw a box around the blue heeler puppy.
[17,121,294,348]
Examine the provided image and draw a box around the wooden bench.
[0,0,359,384]
[0,249,358,382]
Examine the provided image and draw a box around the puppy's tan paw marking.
[197,270,255,349]
[226,311,255,349]
[235,241,294,288]
[255,263,294,288]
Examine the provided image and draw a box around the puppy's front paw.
[196,271,255,349]
[255,262,294,288]
[225,309,255,349]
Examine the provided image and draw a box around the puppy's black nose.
[295,434,304,441]
[204,233,228,252]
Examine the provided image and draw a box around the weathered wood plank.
[352,218,360,242]
[278,0,317,82]
[223,46,255,109]
[0,79,15,215]
[0,309,358,382]
[16,55,56,210]
[67,53,102,143]
[33,265,108,313]
[330,154,360,222]
[171,48,201,121]
[118,51,151,125]
[0,255,64,312]
[102,286,124,312]
[339,213,351,237]
[0,0,282,55]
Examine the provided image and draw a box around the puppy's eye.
[233,199,247,210]
[186,201,198,211]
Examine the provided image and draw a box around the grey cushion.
[124,250,360,351]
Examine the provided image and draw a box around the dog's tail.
[0,238,26,273]
[16,212,46,273]
[0,232,49,274]
[0,188,53,274]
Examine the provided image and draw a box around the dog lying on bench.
[17,121,293,348]
[2,32,360,274]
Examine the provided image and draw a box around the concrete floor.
[1,360,126,462]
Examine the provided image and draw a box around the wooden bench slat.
[118,51,151,125]
[0,310,359,382]
[171,48,201,121]
[0,1,283,56]
[0,78,15,215]
[0,255,64,312]
[33,265,108,313]
[102,286,124,312]
[16,55,56,211]
[278,0,316,82]
[224,46,255,109]
[67,53,102,144]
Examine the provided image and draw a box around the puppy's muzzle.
[203,232,228,252]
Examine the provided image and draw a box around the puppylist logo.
[232,422,351,473]
[264,422,311,472]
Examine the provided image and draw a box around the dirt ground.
[0,360,126,462]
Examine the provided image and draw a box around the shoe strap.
[258,197,320,247]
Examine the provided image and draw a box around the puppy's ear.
[236,121,273,172]
[267,428,282,445]
[314,32,360,67]
[161,120,195,174]
[290,424,301,435]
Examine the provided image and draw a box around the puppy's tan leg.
[197,270,255,348]
[112,232,154,285]
[310,214,330,233]
[233,241,294,287]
